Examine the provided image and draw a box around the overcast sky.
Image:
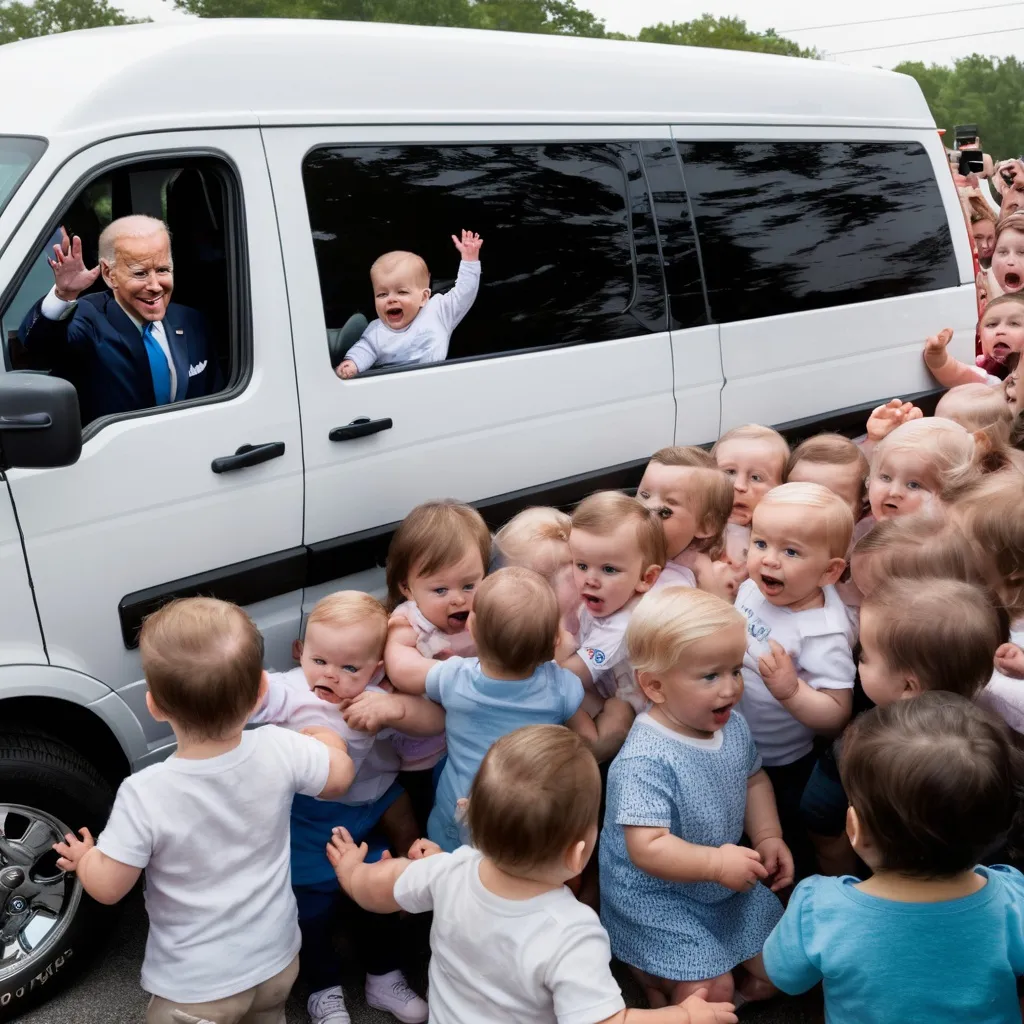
[115,0,1024,69]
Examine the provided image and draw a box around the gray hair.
[98,215,172,266]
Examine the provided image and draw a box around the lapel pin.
[175,329,184,335]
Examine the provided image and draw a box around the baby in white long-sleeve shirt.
[336,230,483,378]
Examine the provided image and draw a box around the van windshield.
[0,137,45,217]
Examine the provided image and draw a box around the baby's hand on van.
[451,229,483,261]
[995,642,1024,679]
[336,359,358,379]
[301,727,348,754]
[677,989,738,1024]
[758,640,800,701]
[922,328,954,371]
[713,843,768,892]
[342,691,400,733]
[53,827,95,873]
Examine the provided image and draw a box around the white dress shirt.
[41,285,178,400]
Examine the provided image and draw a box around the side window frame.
[0,147,252,440]
[299,138,670,377]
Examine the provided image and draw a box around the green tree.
[637,14,816,58]
[467,0,605,37]
[895,55,1024,161]
[173,0,607,33]
[0,0,146,43]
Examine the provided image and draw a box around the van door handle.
[329,417,393,442]
[211,441,285,474]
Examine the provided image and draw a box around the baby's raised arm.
[435,230,483,333]
[923,327,987,388]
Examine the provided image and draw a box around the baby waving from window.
[336,230,483,378]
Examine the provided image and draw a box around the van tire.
[0,731,117,1020]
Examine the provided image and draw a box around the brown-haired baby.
[383,499,492,822]
[562,491,666,760]
[53,598,354,1024]
[327,726,737,1024]
[764,693,1024,1023]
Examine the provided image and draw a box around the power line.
[782,2,1024,34]
[831,24,1024,55]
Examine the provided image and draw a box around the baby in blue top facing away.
[763,692,1024,1024]
[345,566,593,851]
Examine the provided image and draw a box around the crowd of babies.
[48,304,1024,1024]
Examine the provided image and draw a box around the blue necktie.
[142,322,172,406]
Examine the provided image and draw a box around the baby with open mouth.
[922,293,1024,388]
[712,424,790,592]
[992,212,1024,298]
[561,491,666,763]
[734,483,856,865]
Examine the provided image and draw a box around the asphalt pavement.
[17,887,824,1024]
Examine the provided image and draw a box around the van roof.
[0,19,934,137]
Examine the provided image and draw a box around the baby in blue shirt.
[763,691,1024,1024]
[345,566,593,851]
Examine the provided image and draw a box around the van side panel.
[670,125,976,433]
[0,475,44,664]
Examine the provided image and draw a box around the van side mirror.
[0,372,81,469]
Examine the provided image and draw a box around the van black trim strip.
[115,387,947,647]
[118,546,308,649]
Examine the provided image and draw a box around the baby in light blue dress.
[600,586,792,1008]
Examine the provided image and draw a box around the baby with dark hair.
[764,693,1024,1023]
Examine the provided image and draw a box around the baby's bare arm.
[559,651,594,688]
[601,999,738,1024]
[384,619,433,694]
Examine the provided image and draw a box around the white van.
[0,18,974,1014]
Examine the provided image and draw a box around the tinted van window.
[302,142,666,372]
[677,141,959,322]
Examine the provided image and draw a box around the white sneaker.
[307,985,352,1024]
[364,970,428,1023]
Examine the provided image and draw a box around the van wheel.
[0,732,116,1020]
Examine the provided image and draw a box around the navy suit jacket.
[18,291,222,425]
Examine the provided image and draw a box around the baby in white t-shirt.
[561,491,666,762]
[737,483,856,764]
[336,230,483,378]
[735,483,855,866]
[327,725,737,1024]
[52,598,354,1024]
